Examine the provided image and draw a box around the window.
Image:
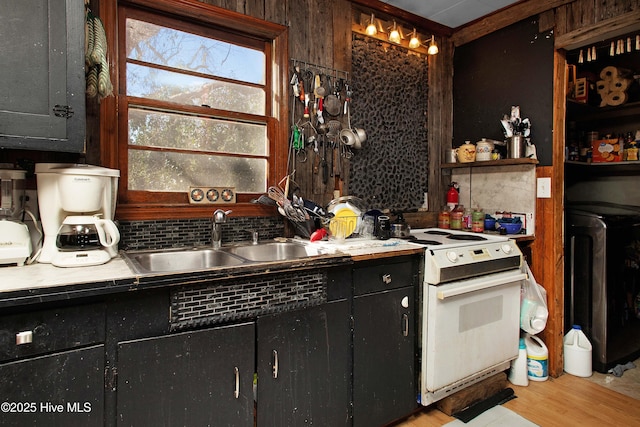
[106,0,288,220]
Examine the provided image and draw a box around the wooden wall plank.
[244,0,265,19]
[451,0,573,46]
[288,1,310,65]
[566,0,589,29]
[264,0,286,25]
[538,10,556,32]
[427,37,453,214]
[332,0,352,73]
[554,12,640,49]
[554,3,568,36]
[308,0,332,66]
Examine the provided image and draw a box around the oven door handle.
[437,272,526,300]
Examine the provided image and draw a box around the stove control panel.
[425,240,522,284]
[501,243,514,254]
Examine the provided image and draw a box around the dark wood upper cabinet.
[0,0,85,153]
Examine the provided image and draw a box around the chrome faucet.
[212,209,232,249]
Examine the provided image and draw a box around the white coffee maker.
[35,164,120,267]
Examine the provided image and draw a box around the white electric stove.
[408,228,526,405]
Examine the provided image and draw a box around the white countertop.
[0,239,423,296]
[310,237,420,257]
[1,257,135,293]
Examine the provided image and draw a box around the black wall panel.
[453,18,554,166]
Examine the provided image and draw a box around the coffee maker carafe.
[54,215,120,267]
[35,164,120,267]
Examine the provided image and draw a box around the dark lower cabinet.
[116,322,255,427]
[352,260,417,427]
[0,345,105,427]
[256,301,350,427]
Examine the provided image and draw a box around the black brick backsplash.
[118,216,285,251]
[170,271,327,330]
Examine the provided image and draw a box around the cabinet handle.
[382,274,392,285]
[16,331,33,345]
[402,314,409,337]
[272,350,279,379]
[234,367,240,399]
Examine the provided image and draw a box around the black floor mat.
[452,387,517,423]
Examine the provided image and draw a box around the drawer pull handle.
[402,314,409,337]
[382,274,392,284]
[16,331,33,345]
[272,350,279,379]
[234,367,240,399]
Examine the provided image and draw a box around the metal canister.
[377,215,391,240]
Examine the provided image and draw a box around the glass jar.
[437,207,450,229]
[471,209,485,233]
[450,205,464,230]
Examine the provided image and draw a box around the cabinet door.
[256,301,350,427]
[117,322,255,427]
[0,0,85,152]
[353,286,416,427]
[0,345,104,427]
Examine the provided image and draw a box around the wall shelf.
[442,158,538,169]
[567,100,640,122]
[565,160,640,175]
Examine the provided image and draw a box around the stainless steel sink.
[123,248,245,273]
[122,241,329,274]
[225,242,324,262]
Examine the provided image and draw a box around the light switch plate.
[537,177,551,198]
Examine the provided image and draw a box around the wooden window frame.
[99,0,289,221]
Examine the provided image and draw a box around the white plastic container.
[563,325,593,377]
[508,338,529,386]
[525,334,549,381]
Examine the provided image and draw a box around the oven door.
[422,269,525,394]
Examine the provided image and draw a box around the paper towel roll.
[611,77,631,91]
[603,91,627,106]
[596,80,609,95]
[600,66,618,80]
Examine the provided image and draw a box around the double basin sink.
[122,240,329,274]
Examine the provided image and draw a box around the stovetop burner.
[423,230,451,236]
[446,234,487,241]
[412,239,442,245]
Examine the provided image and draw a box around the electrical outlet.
[537,177,551,199]
[22,190,40,222]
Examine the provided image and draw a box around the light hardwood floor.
[393,374,640,426]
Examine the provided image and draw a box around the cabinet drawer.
[0,303,106,362]
[353,261,414,295]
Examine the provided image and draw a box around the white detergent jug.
[524,334,548,381]
[563,325,592,377]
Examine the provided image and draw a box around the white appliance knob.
[501,243,513,254]
[446,251,459,263]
